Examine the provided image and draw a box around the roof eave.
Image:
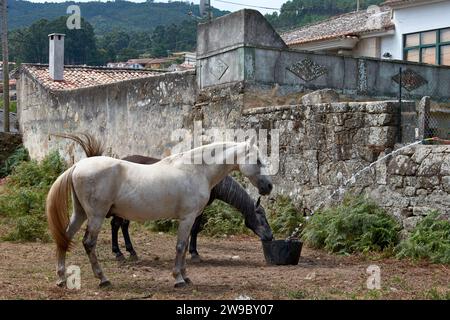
[384,0,447,9]
[288,37,360,51]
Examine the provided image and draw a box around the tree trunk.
[1,0,9,133]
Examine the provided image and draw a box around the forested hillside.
[8,0,227,35]
[266,0,385,32]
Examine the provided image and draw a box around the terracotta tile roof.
[21,64,161,91]
[281,8,394,46]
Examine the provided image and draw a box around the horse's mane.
[212,175,255,217]
[161,141,243,165]
[51,133,105,158]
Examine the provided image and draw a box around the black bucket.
[262,240,303,265]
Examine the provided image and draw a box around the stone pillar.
[417,96,431,140]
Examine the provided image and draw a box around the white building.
[281,0,450,66]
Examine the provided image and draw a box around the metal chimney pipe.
[48,33,65,81]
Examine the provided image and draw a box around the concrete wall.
[197,9,450,102]
[17,70,197,162]
[381,1,450,60]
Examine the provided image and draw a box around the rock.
[398,229,410,241]
[367,127,396,147]
[441,156,450,175]
[413,207,433,216]
[366,113,393,126]
[403,216,422,231]
[404,187,416,197]
[387,155,417,176]
[417,153,444,176]
[416,176,440,189]
[412,147,432,164]
[442,176,450,193]
[301,89,340,105]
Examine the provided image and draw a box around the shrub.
[396,211,450,264]
[146,200,247,237]
[0,151,66,241]
[145,219,178,234]
[301,196,400,254]
[202,200,247,237]
[267,195,304,238]
[0,145,29,178]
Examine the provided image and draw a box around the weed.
[301,196,400,254]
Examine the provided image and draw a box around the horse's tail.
[51,132,104,158]
[46,166,76,255]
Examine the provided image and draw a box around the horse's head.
[238,137,273,196]
[245,197,273,241]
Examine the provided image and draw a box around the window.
[404,28,450,66]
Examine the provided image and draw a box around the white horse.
[46,138,273,288]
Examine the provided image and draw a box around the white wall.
[381,1,450,60]
[354,37,381,58]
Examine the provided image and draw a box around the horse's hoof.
[56,279,66,288]
[190,254,202,263]
[174,281,187,289]
[128,253,139,262]
[184,278,193,285]
[115,254,126,262]
[99,280,112,288]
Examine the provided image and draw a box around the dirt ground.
[0,224,449,300]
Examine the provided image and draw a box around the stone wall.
[17,70,197,162]
[239,101,450,224]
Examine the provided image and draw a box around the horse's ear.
[256,196,261,208]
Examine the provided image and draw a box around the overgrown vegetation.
[266,195,304,238]
[147,200,248,237]
[0,100,17,113]
[0,145,29,178]
[396,211,450,264]
[0,151,66,241]
[301,196,400,254]
[202,200,247,237]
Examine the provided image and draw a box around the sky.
[26,0,289,15]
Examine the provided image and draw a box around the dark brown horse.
[53,133,273,262]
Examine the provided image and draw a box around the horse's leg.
[83,215,110,287]
[121,219,138,261]
[189,214,203,263]
[57,198,87,287]
[173,214,196,288]
[111,216,125,262]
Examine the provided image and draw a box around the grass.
[0,145,30,178]
[396,211,450,264]
[287,290,308,300]
[145,199,247,237]
[424,288,450,300]
[301,196,401,255]
[0,100,17,113]
[0,151,66,242]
